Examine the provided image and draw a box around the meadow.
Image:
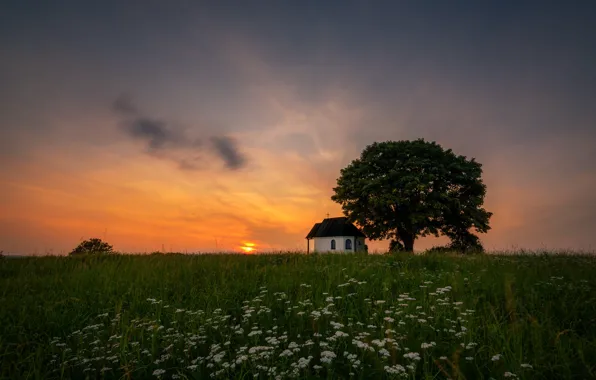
[1,252,595,380]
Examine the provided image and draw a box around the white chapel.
[305,216,366,253]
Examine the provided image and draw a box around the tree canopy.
[331,139,492,252]
[69,238,114,256]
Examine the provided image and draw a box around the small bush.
[69,238,114,256]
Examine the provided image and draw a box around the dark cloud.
[210,136,246,170]
[112,94,138,115]
[114,95,246,171]
[126,118,186,151]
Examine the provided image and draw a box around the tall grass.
[0,252,595,379]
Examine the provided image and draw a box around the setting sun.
[240,242,256,254]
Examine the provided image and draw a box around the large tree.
[331,139,492,252]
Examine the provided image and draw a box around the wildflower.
[321,351,337,364]
[292,356,313,369]
[236,355,248,364]
[279,350,293,358]
[334,331,349,338]
[353,339,374,352]
[421,342,436,349]
[520,364,533,369]
[403,352,421,361]
[248,346,273,354]
[491,354,502,361]
[371,339,386,347]
[152,369,166,377]
[384,364,406,374]
[330,321,345,329]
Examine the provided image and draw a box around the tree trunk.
[401,234,415,252]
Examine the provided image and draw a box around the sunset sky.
[1,1,595,254]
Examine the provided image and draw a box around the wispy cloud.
[112,94,138,115]
[210,136,246,170]
[113,94,246,171]
[126,118,196,151]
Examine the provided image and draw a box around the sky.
[1,1,595,254]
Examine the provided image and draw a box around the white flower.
[292,356,313,369]
[520,364,533,369]
[421,342,436,349]
[504,372,517,378]
[403,352,421,361]
[152,369,166,377]
[491,354,502,361]
[320,350,336,364]
[236,355,248,364]
[279,350,293,358]
[330,321,345,329]
[384,364,406,374]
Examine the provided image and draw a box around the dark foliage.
[69,238,114,256]
[332,139,492,252]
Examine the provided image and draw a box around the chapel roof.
[305,217,366,239]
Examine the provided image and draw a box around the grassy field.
[1,252,595,380]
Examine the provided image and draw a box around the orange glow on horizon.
[240,242,256,253]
